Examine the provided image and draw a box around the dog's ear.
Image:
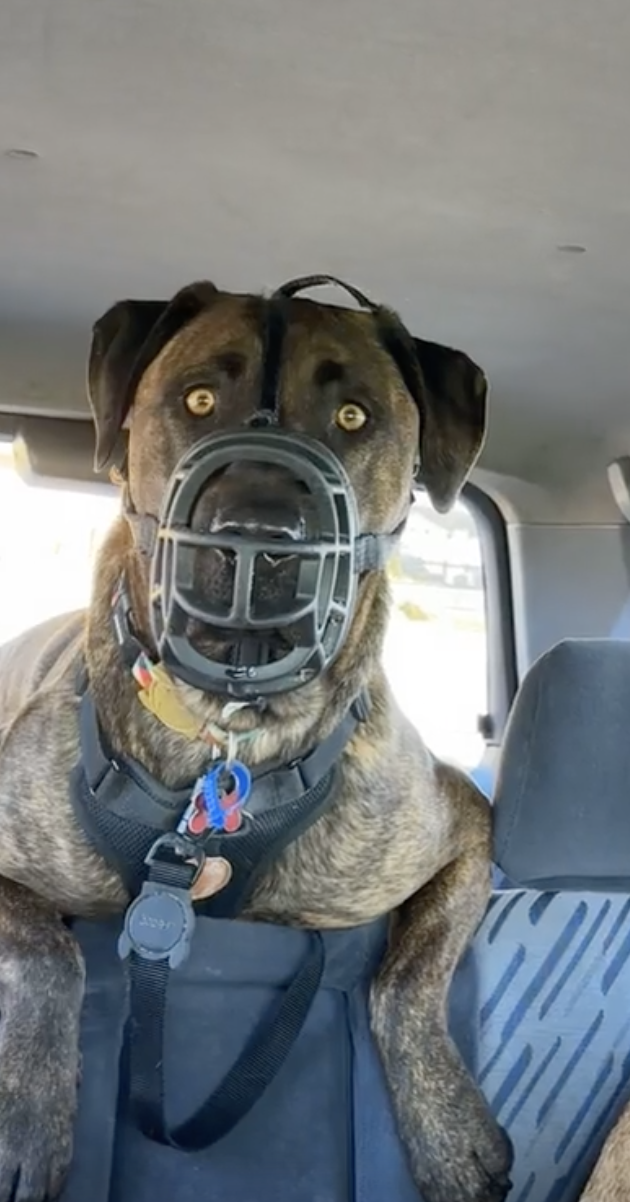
[412,338,487,513]
[87,298,167,471]
[87,280,218,470]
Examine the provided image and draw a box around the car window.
[0,446,487,769]
[383,491,486,769]
[0,444,120,641]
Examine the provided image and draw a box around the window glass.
[0,448,487,768]
[383,492,487,768]
[0,444,119,643]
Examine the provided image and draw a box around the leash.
[71,672,369,1149]
[124,840,325,1150]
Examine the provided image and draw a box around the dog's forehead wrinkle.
[137,298,264,397]
[312,358,346,387]
[136,295,414,417]
[282,338,410,422]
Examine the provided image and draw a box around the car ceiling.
[1,0,630,495]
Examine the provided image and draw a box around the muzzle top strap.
[258,296,288,417]
[273,274,378,313]
[126,511,159,558]
[256,275,379,420]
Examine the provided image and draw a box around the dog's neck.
[84,517,391,789]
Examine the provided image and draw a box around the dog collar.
[110,575,258,752]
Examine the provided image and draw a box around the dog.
[0,275,513,1202]
[579,1104,630,1201]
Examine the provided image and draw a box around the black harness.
[71,673,369,1150]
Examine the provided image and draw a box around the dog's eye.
[183,387,217,417]
[335,402,368,433]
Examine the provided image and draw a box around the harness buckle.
[144,831,205,879]
[118,833,205,968]
[118,881,196,969]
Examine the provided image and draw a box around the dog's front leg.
[370,831,513,1202]
[0,876,85,1202]
[578,1104,630,1202]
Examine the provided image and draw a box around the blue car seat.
[468,637,630,1202]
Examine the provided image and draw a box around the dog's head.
[88,278,486,706]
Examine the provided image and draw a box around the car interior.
[2,2,630,1201]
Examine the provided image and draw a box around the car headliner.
[1,0,629,500]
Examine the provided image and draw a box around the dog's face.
[87,280,487,682]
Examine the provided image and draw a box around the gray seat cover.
[60,915,424,1202]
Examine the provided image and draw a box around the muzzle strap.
[354,528,403,573]
[254,275,381,422]
[257,275,378,421]
[125,510,159,558]
[274,274,424,414]
[258,296,287,418]
[273,274,378,312]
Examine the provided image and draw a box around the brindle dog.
[0,280,513,1202]
[579,1105,630,1201]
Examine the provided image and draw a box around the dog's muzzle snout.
[140,427,400,701]
[200,466,309,545]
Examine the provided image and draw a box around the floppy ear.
[412,338,488,513]
[87,280,218,470]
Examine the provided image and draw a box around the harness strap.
[72,687,367,912]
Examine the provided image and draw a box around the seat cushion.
[60,914,422,1202]
[458,889,630,1202]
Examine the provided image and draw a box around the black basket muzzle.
[148,427,393,700]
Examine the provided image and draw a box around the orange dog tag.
[191,857,233,902]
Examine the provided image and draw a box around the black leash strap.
[127,858,324,1150]
[120,828,327,1150]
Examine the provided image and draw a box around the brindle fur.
[579,1104,630,1201]
[0,281,513,1202]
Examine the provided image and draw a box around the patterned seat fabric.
[461,889,630,1202]
[457,638,630,1202]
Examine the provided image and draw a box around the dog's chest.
[244,798,443,928]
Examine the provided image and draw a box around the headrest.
[493,638,630,891]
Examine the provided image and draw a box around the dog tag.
[118,881,196,969]
[135,660,208,741]
[191,856,233,901]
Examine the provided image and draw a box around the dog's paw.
[409,1090,513,1202]
[0,1076,77,1202]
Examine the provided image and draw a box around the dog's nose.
[199,465,308,542]
[210,501,306,542]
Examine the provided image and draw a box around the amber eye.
[183,386,216,417]
[335,402,368,432]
